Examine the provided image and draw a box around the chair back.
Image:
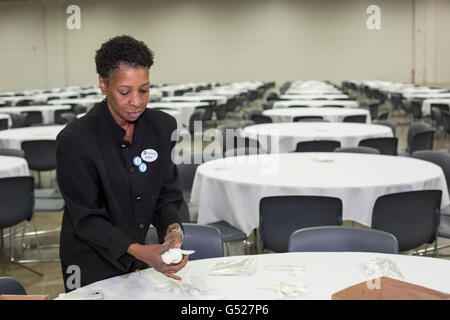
[21,111,43,127]
[0,118,8,130]
[295,140,341,152]
[343,115,367,123]
[250,114,272,124]
[181,223,224,260]
[293,116,324,122]
[334,146,380,154]
[375,120,396,136]
[410,130,434,153]
[0,277,27,295]
[21,140,57,171]
[288,226,399,254]
[0,176,34,227]
[442,111,450,134]
[371,190,442,252]
[358,137,398,156]
[259,195,343,252]
[189,109,205,134]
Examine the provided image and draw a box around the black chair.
[54,110,76,124]
[15,99,33,107]
[371,190,442,252]
[9,113,27,128]
[443,111,450,139]
[368,103,379,120]
[259,195,343,253]
[71,104,87,115]
[288,226,398,254]
[411,99,425,121]
[295,140,341,152]
[266,92,279,101]
[334,146,380,154]
[358,137,398,156]
[343,115,367,123]
[21,140,57,188]
[0,177,43,275]
[0,277,27,295]
[189,109,205,134]
[250,114,272,124]
[288,105,308,108]
[216,123,239,154]
[411,151,450,255]
[21,111,43,127]
[243,109,262,120]
[401,122,434,155]
[215,104,227,121]
[374,120,396,136]
[293,116,324,122]
[0,118,8,130]
[176,152,204,202]
[181,223,224,260]
[321,104,344,108]
[431,107,444,136]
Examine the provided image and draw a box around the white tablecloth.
[162,95,227,106]
[192,153,449,234]
[421,99,450,116]
[273,100,359,109]
[0,155,29,178]
[63,252,450,300]
[403,93,450,101]
[243,122,393,152]
[48,98,102,111]
[147,102,209,127]
[0,105,71,124]
[280,94,349,100]
[0,125,65,149]
[263,107,371,123]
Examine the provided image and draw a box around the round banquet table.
[0,155,29,178]
[147,102,209,127]
[0,125,65,149]
[273,100,359,109]
[242,122,393,153]
[263,107,371,123]
[162,95,227,106]
[0,105,71,124]
[191,153,449,235]
[60,252,450,300]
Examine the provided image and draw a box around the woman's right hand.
[127,243,189,280]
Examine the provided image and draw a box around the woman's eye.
[119,91,129,96]
[140,90,148,94]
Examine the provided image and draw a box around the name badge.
[141,149,158,162]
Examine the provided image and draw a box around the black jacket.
[56,100,183,290]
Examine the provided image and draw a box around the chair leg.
[9,224,43,276]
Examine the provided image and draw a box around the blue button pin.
[139,163,147,173]
[133,156,142,167]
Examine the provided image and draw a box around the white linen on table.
[242,122,392,152]
[0,105,71,124]
[69,252,450,300]
[273,100,358,108]
[191,153,449,234]
[0,125,65,149]
[0,155,29,178]
[263,107,371,123]
[162,95,227,105]
[421,99,450,116]
[280,94,349,100]
[147,102,209,127]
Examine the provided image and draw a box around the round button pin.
[133,156,142,166]
[139,163,147,173]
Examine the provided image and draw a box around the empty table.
[61,252,450,300]
[0,105,71,124]
[242,122,393,153]
[48,98,102,111]
[147,102,209,127]
[0,155,29,178]
[0,125,65,149]
[280,94,350,100]
[191,153,449,235]
[263,107,371,123]
[421,99,450,116]
[273,100,358,108]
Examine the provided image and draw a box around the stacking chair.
[295,140,341,152]
[0,176,43,275]
[0,277,27,295]
[430,107,444,137]
[216,123,239,154]
[288,105,308,108]
[334,146,380,154]
[371,190,442,253]
[21,111,43,127]
[250,114,272,124]
[343,115,367,123]
[0,118,8,130]
[368,103,379,120]
[288,226,399,254]
[321,104,345,108]
[21,140,57,188]
[259,195,343,253]
[243,109,262,120]
[377,112,389,120]
[443,111,450,140]
[399,122,434,156]
[181,223,224,261]
[54,110,76,124]
[188,109,205,135]
[71,104,87,115]
[411,151,450,256]
[358,137,398,156]
[176,152,203,202]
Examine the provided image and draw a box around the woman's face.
[99,65,150,127]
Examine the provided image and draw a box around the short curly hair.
[95,35,154,79]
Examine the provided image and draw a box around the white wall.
[0,0,448,91]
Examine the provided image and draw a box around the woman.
[56,35,188,291]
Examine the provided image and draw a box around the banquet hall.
[0,0,449,301]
